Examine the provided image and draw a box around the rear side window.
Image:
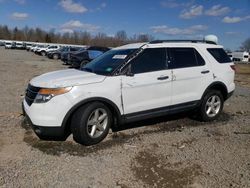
[130,48,167,74]
[88,50,104,59]
[207,48,232,63]
[71,47,80,51]
[168,48,205,69]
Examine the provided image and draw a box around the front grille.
[25,84,40,106]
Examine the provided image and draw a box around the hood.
[30,69,106,88]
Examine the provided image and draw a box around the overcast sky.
[0,0,249,50]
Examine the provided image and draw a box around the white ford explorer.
[23,36,235,145]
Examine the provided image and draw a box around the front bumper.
[226,90,234,100]
[22,97,72,140]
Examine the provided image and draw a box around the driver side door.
[121,48,172,120]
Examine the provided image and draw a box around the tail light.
[230,65,236,71]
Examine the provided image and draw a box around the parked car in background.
[4,41,14,49]
[15,42,25,49]
[30,44,39,52]
[68,46,110,68]
[0,40,5,46]
[25,43,34,51]
[229,51,249,63]
[34,44,49,53]
[36,45,60,56]
[47,46,69,60]
[61,46,84,64]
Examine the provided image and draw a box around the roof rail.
[149,40,217,45]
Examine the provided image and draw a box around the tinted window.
[70,47,82,51]
[195,50,205,66]
[244,55,248,58]
[88,50,104,59]
[168,48,204,69]
[130,48,166,74]
[207,48,232,63]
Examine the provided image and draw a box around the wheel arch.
[40,50,46,55]
[61,97,122,135]
[202,81,228,101]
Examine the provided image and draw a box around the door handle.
[201,70,210,74]
[157,76,169,80]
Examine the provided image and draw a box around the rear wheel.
[41,51,46,56]
[71,102,112,145]
[198,90,224,121]
[53,54,59,60]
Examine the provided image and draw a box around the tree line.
[240,38,250,52]
[0,25,154,47]
[1,25,249,50]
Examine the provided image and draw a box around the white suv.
[23,37,235,145]
[36,45,60,56]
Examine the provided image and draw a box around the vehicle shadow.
[114,111,232,132]
[21,112,233,157]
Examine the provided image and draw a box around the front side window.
[130,48,167,74]
[168,48,205,69]
[207,48,232,63]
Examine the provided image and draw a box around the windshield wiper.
[115,44,147,75]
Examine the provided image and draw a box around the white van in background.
[15,42,25,49]
[229,51,249,63]
[4,41,13,49]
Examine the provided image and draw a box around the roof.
[113,43,147,50]
[113,41,223,50]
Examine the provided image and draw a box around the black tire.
[80,60,89,68]
[41,51,46,56]
[53,54,59,60]
[198,90,224,122]
[71,102,112,146]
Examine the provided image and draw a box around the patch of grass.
[235,64,250,75]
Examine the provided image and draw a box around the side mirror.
[125,64,134,77]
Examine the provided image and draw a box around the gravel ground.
[0,47,249,188]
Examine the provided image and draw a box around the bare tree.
[136,34,154,42]
[240,38,250,51]
[80,31,91,45]
[0,24,155,47]
[115,30,127,46]
[2,25,11,40]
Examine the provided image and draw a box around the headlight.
[34,87,72,103]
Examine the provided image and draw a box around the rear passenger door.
[168,47,212,105]
[122,48,172,115]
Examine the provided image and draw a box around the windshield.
[81,49,136,75]
[59,47,68,52]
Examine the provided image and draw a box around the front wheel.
[71,102,112,146]
[80,60,89,69]
[198,90,224,122]
[53,54,59,60]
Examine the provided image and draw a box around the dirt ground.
[0,47,249,188]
